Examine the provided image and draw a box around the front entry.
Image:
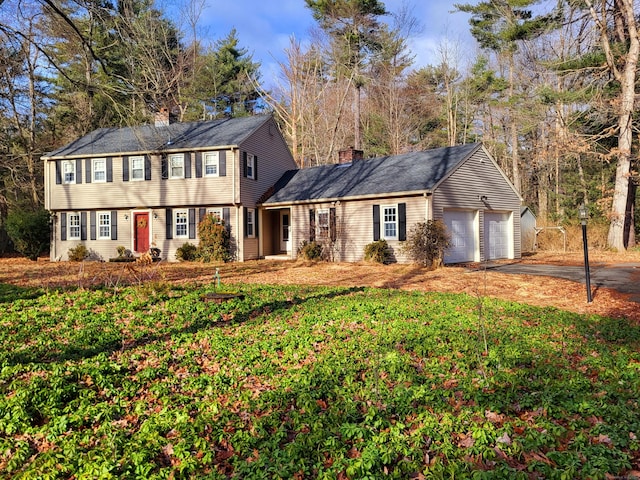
[280,210,290,252]
[134,212,150,253]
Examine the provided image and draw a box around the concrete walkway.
[481,262,640,303]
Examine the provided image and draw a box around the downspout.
[233,148,240,260]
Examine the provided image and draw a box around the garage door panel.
[485,212,511,260]
[444,211,477,264]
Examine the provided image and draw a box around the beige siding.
[289,196,428,263]
[432,148,521,261]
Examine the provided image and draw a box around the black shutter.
[161,156,168,179]
[55,161,62,184]
[243,152,247,178]
[223,207,230,231]
[330,207,337,242]
[85,159,92,183]
[219,151,226,176]
[106,157,113,183]
[185,153,192,178]
[111,210,118,240]
[90,211,96,240]
[166,208,173,239]
[80,212,87,240]
[76,160,82,184]
[398,203,406,241]
[60,213,67,241]
[253,156,257,181]
[123,157,129,181]
[145,155,151,181]
[199,207,206,222]
[195,152,202,178]
[309,209,316,242]
[188,208,196,239]
[254,209,259,236]
[373,205,380,241]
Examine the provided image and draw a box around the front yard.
[1,254,640,478]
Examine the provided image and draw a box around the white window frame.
[382,205,398,240]
[175,210,188,238]
[246,208,255,238]
[68,213,81,240]
[246,153,255,180]
[169,154,184,179]
[98,211,111,239]
[62,160,76,184]
[130,155,145,181]
[204,152,219,177]
[317,209,330,239]
[92,158,107,183]
[206,207,223,221]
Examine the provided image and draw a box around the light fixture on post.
[578,204,592,303]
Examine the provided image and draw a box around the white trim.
[169,153,185,179]
[317,208,330,239]
[246,153,255,180]
[381,204,398,240]
[62,160,76,184]
[68,212,81,240]
[246,208,255,238]
[92,158,107,183]
[97,211,112,239]
[174,209,189,238]
[130,155,145,181]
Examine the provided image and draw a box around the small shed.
[520,206,537,253]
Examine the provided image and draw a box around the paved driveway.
[483,262,640,303]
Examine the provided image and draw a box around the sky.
[173,0,478,87]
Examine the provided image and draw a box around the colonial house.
[43,114,297,262]
[260,143,522,264]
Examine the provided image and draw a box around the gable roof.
[263,143,483,204]
[43,115,272,159]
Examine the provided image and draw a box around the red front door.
[134,213,150,253]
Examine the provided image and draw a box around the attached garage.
[484,212,512,260]
[443,210,478,264]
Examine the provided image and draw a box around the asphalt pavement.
[480,261,640,303]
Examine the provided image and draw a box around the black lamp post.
[578,204,592,303]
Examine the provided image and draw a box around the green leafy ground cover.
[1,282,640,479]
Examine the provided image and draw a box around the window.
[175,210,188,238]
[98,212,111,239]
[246,153,255,179]
[130,156,145,181]
[382,205,398,240]
[206,207,223,220]
[62,160,75,184]
[246,208,255,237]
[204,152,219,177]
[68,213,81,240]
[317,209,330,239]
[169,154,184,179]
[93,158,106,182]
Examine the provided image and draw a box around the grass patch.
[1,283,639,478]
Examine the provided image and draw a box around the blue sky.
[172,0,478,86]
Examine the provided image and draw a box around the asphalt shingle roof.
[263,143,482,203]
[44,115,271,158]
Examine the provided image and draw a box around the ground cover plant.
[1,280,640,479]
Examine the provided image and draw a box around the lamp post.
[578,204,592,303]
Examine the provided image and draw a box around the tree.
[305,0,387,149]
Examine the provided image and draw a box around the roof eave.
[261,189,432,208]
[41,144,240,161]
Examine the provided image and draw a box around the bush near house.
[196,214,231,262]
[4,208,50,261]
[364,239,390,263]
[403,220,450,268]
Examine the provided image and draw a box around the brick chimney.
[338,147,364,164]
[155,107,171,127]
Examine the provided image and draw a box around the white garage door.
[443,210,477,264]
[484,212,511,260]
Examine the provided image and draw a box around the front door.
[134,213,150,253]
[280,210,290,252]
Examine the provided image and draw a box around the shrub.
[364,239,389,263]
[298,240,323,261]
[402,220,450,268]
[196,214,231,262]
[68,244,89,262]
[5,208,50,260]
[175,242,197,262]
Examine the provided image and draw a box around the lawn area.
[1,277,640,478]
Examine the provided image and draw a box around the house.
[43,114,297,262]
[260,143,522,264]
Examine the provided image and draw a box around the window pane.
[99,213,111,238]
[131,157,144,180]
[94,159,106,181]
[205,154,218,176]
[170,156,184,178]
[63,161,75,183]
[247,209,254,236]
[383,206,397,239]
[69,214,80,239]
[176,211,188,237]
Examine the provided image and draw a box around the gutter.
[261,189,432,208]
[41,145,240,161]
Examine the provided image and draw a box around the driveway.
[484,261,640,303]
